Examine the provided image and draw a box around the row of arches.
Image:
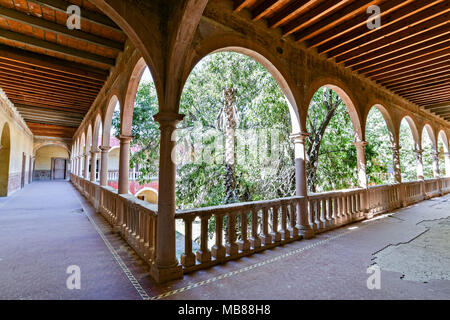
[72,48,450,196]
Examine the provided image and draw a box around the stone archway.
[0,123,11,197]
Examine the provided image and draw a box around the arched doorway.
[0,123,11,196]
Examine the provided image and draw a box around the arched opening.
[399,117,419,181]
[93,115,103,181]
[365,106,395,185]
[80,133,86,176]
[34,146,70,181]
[86,125,93,178]
[104,98,121,189]
[438,130,448,176]
[110,63,160,195]
[175,50,298,257]
[422,124,436,179]
[306,85,362,192]
[0,123,11,197]
[177,50,299,208]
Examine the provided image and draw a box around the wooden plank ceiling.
[0,0,126,138]
[235,0,450,122]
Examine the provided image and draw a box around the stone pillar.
[444,152,450,177]
[291,132,314,239]
[99,146,111,186]
[83,153,89,179]
[391,144,402,184]
[431,150,440,178]
[90,148,100,182]
[151,112,183,283]
[77,156,81,176]
[414,149,424,181]
[117,135,133,194]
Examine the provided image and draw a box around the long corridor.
[1,181,450,300]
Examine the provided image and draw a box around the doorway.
[52,158,67,180]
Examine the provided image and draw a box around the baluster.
[212,214,226,260]
[321,198,328,229]
[238,211,251,252]
[327,198,333,228]
[250,208,261,249]
[271,206,281,242]
[226,212,239,257]
[280,202,289,240]
[289,202,298,238]
[196,215,211,263]
[333,197,339,225]
[181,216,196,267]
[260,207,272,246]
[342,195,348,223]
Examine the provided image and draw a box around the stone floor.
[0,181,449,300]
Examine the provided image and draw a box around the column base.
[150,263,183,284]
[297,225,315,239]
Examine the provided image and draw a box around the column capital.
[431,149,439,156]
[154,112,184,127]
[413,149,423,155]
[99,146,111,152]
[290,132,310,143]
[116,135,133,143]
[90,147,100,154]
[353,140,368,148]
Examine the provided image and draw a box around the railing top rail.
[119,193,158,216]
[175,196,303,219]
[367,183,399,190]
[308,188,363,198]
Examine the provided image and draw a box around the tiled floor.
[1,181,449,300]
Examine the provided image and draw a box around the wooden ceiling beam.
[0,43,108,81]
[0,5,123,52]
[234,0,253,12]
[0,59,104,87]
[397,83,450,95]
[252,0,279,21]
[30,0,121,31]
[267,0,312,29]
[312,0,419,50]
[12,102,87,114]
[339,23,450,65]
[386,72,450,90]
[369,55,450,79]
[294,0,376,42]
[0,68,101,94]
[0,76,99,99]
[0,29,115,67]
[0,83,96,103]
[4,91,93,108]
[352,38,450,73]
[378,61,450,84]
[321,1,448,55]
[281,0,348,36]
[8,96,90,111]
[363,47,450,77]
[423,102,450,109]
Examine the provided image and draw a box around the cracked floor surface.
[1,181,449,300]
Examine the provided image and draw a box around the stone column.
[83,153,89,179]
[390,144,402,184]
[414,149,424,181]
[90,148,100,182]
[431,150,440,178]
[444,152,450,177]
[117,135,133,194]
[291,132,314,239]
[99,146,111,186]
[354,141,369,214]
[76,156,81,176]
[151,112,184,283]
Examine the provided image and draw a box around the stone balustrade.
[71,173,157,266]
[175,196,304,272]
[71,173,450,277]
[308,188,365,233]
